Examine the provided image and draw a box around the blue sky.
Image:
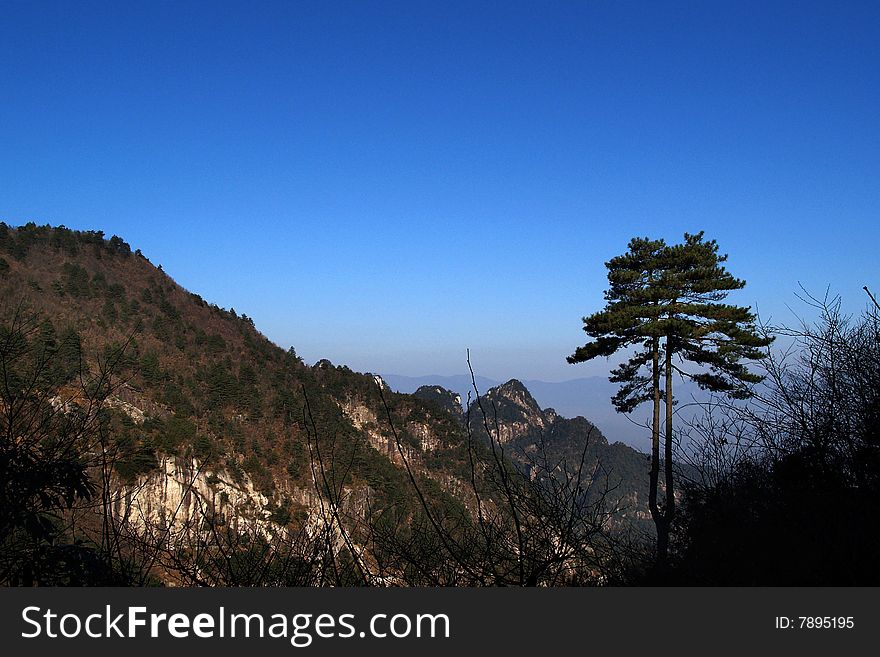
[2,1,878,381]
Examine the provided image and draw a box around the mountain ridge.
[382,373,648,448]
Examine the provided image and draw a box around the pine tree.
[568,232,772,570]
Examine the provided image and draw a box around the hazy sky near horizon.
[2,1,878,381]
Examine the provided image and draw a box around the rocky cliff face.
[115,455,274,535]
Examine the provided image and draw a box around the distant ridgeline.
[0,223,653,586]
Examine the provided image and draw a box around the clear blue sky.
[2,1,878,381]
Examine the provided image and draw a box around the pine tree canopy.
[568,232,773,411]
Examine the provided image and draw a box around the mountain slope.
[1,224,482,571]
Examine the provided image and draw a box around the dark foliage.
[669,295,880,585]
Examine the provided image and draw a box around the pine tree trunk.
[664,336,675,559]
[649,336,666,570]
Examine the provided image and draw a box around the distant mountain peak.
[483,379,543,416]
[413,384,463,418]
[470,379,551,444]
[496,378,530,395]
